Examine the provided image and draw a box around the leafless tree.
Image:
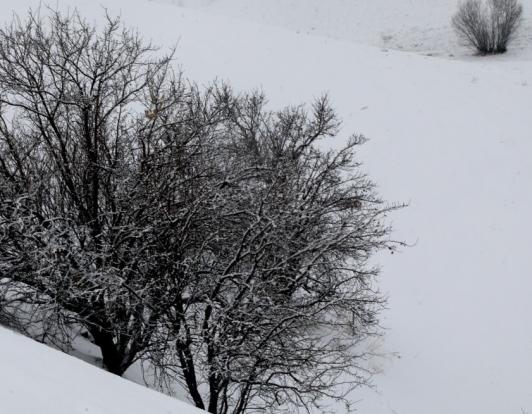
[0,7,201,375]
[453,0,523,54]
[0,7,401,412]
[147,92,402,413]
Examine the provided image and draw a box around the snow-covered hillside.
[157,0,532,59]
[0,326,204,414]
[2,0,532,413]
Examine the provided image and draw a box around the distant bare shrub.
[452,0,523,54]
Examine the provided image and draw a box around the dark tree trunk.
[89,326,129,376]
[177,344,206,410]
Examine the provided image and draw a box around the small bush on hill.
[452,0,523,54]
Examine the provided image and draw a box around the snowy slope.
[157,0,532,59]
[3,1,532,413]
[0,326,205,414]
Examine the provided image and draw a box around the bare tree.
[453,0,523,54]
[0,8,401,412]
[0,7,190,375]
[147,93,401,413]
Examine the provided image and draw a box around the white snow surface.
[157,0,532,59]
[0,326,204,414]
[2,0,532,413]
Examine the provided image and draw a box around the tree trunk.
[89,327,129,376]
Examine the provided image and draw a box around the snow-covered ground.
[0,326,204,414]
[2,0,532,413]
[156,0,532,59]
